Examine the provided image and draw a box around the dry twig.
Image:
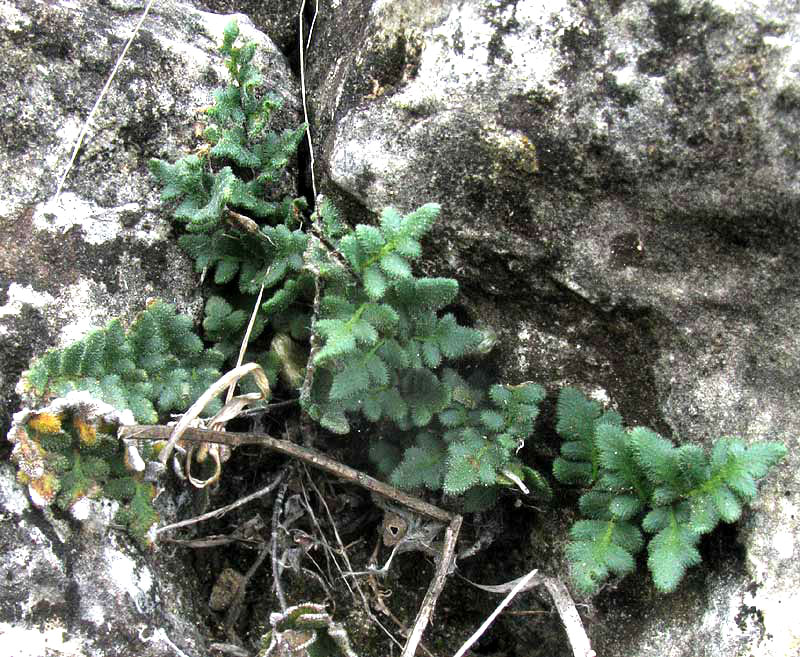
[124,423,465,655]
[401,516,462,657]
[156,469,285,536]
[301,467,405,653]
[271,476,291,612]
[461,572,596,657]
[124,424,456,524]
[453,568,539,657]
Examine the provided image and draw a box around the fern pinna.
[553,387,786,593]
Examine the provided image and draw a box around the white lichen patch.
[3,516,68,618]
[84,603,106,626]
[0,2,32,32]
[0,623,83,657]
[0,468,30,516]
[514,323,572,374]
[68,497,93,522]
[51,279,113,347]
[394,1,571,104]
[103,545,155,616]
[743,585,800,657]
[588,388,612,405]
[0,283,55,319]
[33,193,141,246]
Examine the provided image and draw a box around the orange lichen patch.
[150,441,168,458]
[28,412,62,435]
[28,473,59,506]
[9,425,46,478]
[74,418,98,447]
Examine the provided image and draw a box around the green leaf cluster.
[22,301,223,424]
[148,20,306,235]
[17,18,787,570]
[21,411,159,549]
[149,20,313,373]
[553,387,787,594]
[301,201,547,499]
[305,203,481,429]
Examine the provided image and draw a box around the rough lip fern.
[9,19,786,588]
[149,20,552,507]
[553,387,786,593]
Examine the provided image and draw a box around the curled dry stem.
[157,363,271,476]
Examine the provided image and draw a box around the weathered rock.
[2,0,798,655]
[304,1,800,655]
[0,462,208,657]
[0,0,302,440]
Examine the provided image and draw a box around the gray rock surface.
[0,2,301,656]
[305,1,800,655]
[1,0,798,656]
[0,462,207,657]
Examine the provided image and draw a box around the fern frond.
[21,301,221,424]
[391,433,446,490]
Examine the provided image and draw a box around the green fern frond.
[553,387,617,486]
[566,518,643,594]
[390,432,446,490]
[556,388,786,595]
[21,301,221,424]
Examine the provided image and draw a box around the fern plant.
[148,19,312,358]
[553,387,787,594]
[303,201,549,501]
[20,300,224,424]
[144,21,551,500]
[9,19,785,568]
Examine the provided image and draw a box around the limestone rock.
[0,463,208,657]
[0,2,301,655]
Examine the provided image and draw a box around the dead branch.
[401,515,462,657]
[123,423,466,656]
[453,568,539,657]
[541,578,596,657]
[122,424,456,525]
[158,535,260,549]
[300,466,406,653]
